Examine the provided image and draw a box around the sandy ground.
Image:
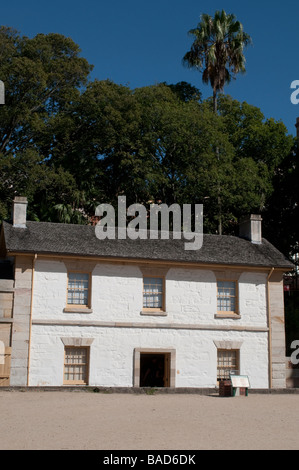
[0,390,298,450]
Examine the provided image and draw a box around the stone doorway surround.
[133,348,176,388]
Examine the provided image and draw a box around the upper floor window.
[143,277,164,310]
[217,280,238,314]
[67,272,90,307]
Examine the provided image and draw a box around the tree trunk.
[218,193,222,235]
[213,89,222,234]
[213,89,217,113]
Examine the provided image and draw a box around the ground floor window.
[64,346,89,385]
[217,349,239,382]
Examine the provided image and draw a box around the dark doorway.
[140,353,170,387]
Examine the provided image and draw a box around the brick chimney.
[239,214,262,244]
[12,197,28,228]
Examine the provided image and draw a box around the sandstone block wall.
[0,279,14,385]
[10,256,33,386]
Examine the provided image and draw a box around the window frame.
[65,270,92,311]
[63,346,90,385]
[217,348,240,383]
[216,279,239,316]
[142,275,165,313]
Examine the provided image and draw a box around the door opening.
[140,353,170,387]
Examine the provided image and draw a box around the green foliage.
[164,81,202,103]
[0,26,93,222]
[0,148,78,221]
[262,140,299,259]
[183,10,252,111]
[216,95,295,233]
[0,25,296,254]
[0,26,92,156]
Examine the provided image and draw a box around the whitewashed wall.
[29,259,269,388]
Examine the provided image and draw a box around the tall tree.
[183,10,251,234]
[263,139,298,262]
[0,26,93,222]
[183,10,252,113]
[0,26,92,156]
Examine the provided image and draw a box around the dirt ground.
[0,390,298,450]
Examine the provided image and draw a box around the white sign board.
[230,375,250,388]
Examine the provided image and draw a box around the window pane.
[68,273,89,306]
[143,277,163,308]
[217,350,239,380]
[64,347,88,383]
[217,281,236,312]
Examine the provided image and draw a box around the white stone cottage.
[0,198,293,389]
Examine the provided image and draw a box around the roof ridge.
[22,220,244,239]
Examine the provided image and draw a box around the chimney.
[239,214,262,244]
[12,197,28,228]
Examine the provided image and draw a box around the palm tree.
[183,10,252,113]
[183,11,251,235]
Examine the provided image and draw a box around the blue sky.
[2,0,299,136]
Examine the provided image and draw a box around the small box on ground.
[219,379,232,397]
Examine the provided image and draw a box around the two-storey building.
[0,197,293,389]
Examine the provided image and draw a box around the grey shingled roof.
[0,220,294,269]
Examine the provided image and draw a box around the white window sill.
[214,313,241,319]
[140,310,168,317]
[63,307,93,314]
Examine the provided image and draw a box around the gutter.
[267,267,275,389]
[5,250,292,272]
[27,253,37,386]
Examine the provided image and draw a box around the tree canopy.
[0,26,297,264]
[183,10,252,112]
